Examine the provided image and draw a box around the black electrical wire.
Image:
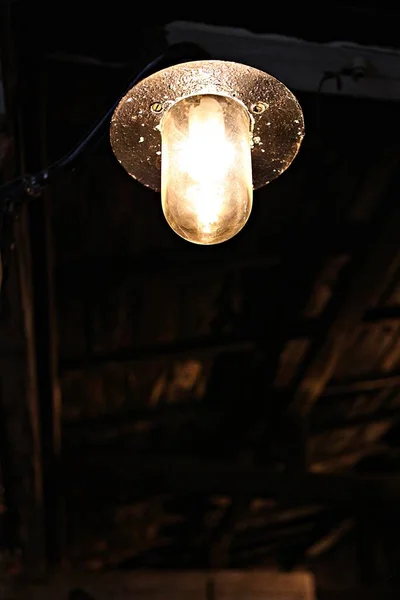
[0,43,367,217]
[0,42,210,216]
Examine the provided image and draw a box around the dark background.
[2,2,400,599]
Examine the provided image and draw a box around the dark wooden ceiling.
[2,3,400,597]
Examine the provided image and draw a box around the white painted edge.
[165,21,400,101]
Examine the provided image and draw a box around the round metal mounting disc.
[110,60,305,192]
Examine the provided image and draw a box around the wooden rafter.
[288,156,400,421]
[65,454,400,508]
[324,372,400,396]
[0,4,45,574]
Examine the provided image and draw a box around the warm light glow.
[110,60,305,246]
[161,94,253,245]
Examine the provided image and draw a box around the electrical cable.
[315,62,367,147]
[0,46,367,218]
[0,42,210,217]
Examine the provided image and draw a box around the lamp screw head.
[151,102,163,113]
[251,101,268,114]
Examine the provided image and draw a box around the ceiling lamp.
[110,60,304,245]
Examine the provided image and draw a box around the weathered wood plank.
[288,155,400,420]
[13,570,315,600]
[65,454,400,507]
[59,318,318,373]
[0,3,45,575]
[324,372,400,396]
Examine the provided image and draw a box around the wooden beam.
[363,305,400,325]
[55,251,280,290]
[65,454,400,507]
[305,518,354,557]
[0,3,46,575]
[324,372,400,396]
[65,396,399,449]
[60,334,255,372]
[54,223,363,296]
[59,320,315,373]
[25,59,64,568]
[356,509,390,587]
[288,154,400,420]
[318,590,400,600]
[62,401,214,446]
[0,133,13,169]
[14,570,315,600]
[166,20,400,101]
[208,497,250,568]
[0,215,46,575]
[313,410,400,433]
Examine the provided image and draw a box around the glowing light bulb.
[160,94,253,245]
[110,60,305,246]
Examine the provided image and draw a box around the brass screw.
[151,102,163,113]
